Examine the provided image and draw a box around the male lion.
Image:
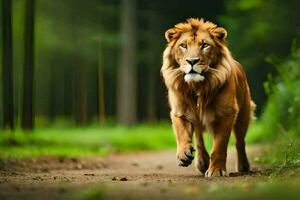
[161,18,255,177]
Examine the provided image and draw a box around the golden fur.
[161,18,255,177]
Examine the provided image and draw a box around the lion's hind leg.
[233,104,251,172]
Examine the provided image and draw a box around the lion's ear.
[212,27,227,40]
[165,28,178,43]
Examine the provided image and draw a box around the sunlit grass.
[0,121,293,159]
[0,124,177,158]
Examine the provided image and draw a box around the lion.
[161,18,256,177]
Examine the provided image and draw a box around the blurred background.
[0,0,300,157]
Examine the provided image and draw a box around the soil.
[0,146,268,200]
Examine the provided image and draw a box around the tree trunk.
[72,62,87,126]
[21,0,35,130]
[48,61,55,123]
[117,0,137,126]
[146,11,160,123]
[98,43,105,125]
[1,0,14,130]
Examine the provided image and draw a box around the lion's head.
[161,18,233,91]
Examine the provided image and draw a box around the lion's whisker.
[207,67,220,72]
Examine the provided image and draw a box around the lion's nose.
[186,58,200,66]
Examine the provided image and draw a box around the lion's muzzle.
[184,61,206,83]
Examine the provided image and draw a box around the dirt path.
[0,146,267,200]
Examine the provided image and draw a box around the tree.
[73,61,87,126]
[69,5,87,126]
[2,0,14,130]
[21,0,35,130]
[117,0,137,125]
[145,10,161,123]
[98,42,106,125]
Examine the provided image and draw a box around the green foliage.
[250,44,300,174]
[220,0,300,110]
[222,0,300,67]
[261,44,300,136]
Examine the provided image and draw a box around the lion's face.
[174,31,218,82]
[164,18,227,83]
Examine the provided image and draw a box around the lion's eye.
[180,43,187,49]
[202,43,210,48]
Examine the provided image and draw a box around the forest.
[0,0,299,128]
[0,0,300,199]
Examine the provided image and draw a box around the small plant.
[269,134,300,176]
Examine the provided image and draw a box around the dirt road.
[0,146,267,200]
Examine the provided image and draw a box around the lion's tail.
[250,100,257,122]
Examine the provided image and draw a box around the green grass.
[0,121,298,161]
[0,124,177,158]
[0,123,248,159]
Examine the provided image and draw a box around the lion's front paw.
[205,167,227,177]
[177,145,195,167]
